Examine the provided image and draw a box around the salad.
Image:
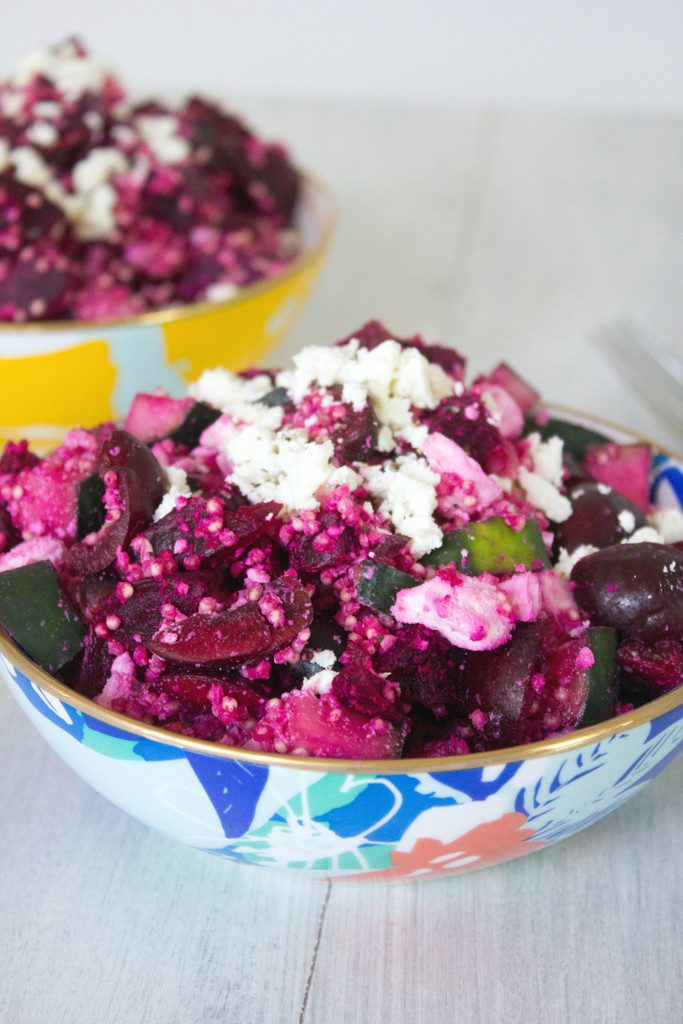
[0,39,300,322]
[0,321,680,760]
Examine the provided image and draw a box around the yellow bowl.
[0,174,334,448]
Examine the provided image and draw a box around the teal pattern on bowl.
[1,415,681,880]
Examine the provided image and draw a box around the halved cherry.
[147,600,272,664]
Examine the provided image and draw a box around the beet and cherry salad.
[0,39,301,322]
[0,321,681,759]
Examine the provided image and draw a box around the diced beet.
[77,575,117,622]
[0,439,40,475]
[265,689,407,759]
[583,442,652,512]
[375,623,464,715]
[617,638,683,692]
[289,513,353,573]
[426,394,506,472]
[331,665,406,725]
[571,543,683,640]
[488,362,540,414]
[123,393,194,443]
[0,501,20,552]
[103,572,227,641]
[331,402,378,464]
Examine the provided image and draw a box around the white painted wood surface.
[1,101,682,1024]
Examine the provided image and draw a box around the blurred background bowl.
[0,173,333,449]
[0,410,680,881]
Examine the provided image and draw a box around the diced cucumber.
[258,387,290,407]
[422,517,550,575]
[579,626,618,727]
[523,415,610,459]
[0,560,85,671]
[76,472,105,540]
[168,402,221,448]
[357,560,420,614]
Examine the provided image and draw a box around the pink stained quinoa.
[0,320,681,760]
[0,39,301,322]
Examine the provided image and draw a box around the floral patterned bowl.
[1,413,681,880]
[0,174,333,450]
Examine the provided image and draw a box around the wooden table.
[1,100,681,1024]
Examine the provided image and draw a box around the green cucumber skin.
[168,402,221,448]
[258,387,291,408]
[357,560,419,614]
[524,415,610,460]
[0,560,85,672]
[423,517,550,575]
[578,626,618,727]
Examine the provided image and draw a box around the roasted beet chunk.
[375,624,464,716]
[331,402,378,464]
[289,513,354,573]
[341,320,465,378]
[426,394,506,471]
[332,665,406,725]
[0,439,40,475]
[617,639,683,692]
[571,543,683,640]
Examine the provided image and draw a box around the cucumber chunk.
[0,560,85,671]
[76,472,106,541]
[168,402,221,448]
[258,387,291,407]
[422,517,550,575]
[523,415,610,459]
[579,626,619,727]
[357,560,419,614]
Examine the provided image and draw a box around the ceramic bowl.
[1,412,681,880]
[0,174,333,449]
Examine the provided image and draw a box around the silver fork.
[592,320,683,437]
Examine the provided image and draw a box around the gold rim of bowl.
[0,405,681,775]
[0,171,335,333]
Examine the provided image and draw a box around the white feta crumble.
[648,507,683,544]
[224,426,345,510]
[153,466,191,521]
[10,146,52,188]
[363,454,442,557]
[554,544,599,578]
[526,432,564,487]
[617,509,636,534]
[278,338,453,451]
[311,649,336,669]
[14,41,113,99]
[136,114,190,164]
[623,526,664,544]
[302,668,337,695]
[189,367,274,410]
[519,466,572,523]
[72,147,127,193]
[204,282,239,304]
[25,121,58,147]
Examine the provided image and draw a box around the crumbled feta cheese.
[189,367,274,410]
[72,147,127,193]
[363,454,442,557]
[311,649,336,669]
[204,282,239,304]
[224,426,341,510]
[623,526,664,544]
[617,509,636,534]
[136,114,190,164]
[153,466,191,521]
[14,40,113,99]
[302,669,337,695]
[392,572,513,651]
[10,146,52,188]
[519,467,572,522]
[25,121,58,147]
[554,544,599,578]
[648,508,683,544]
[279,338,453,450]
[526,432,564,487]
